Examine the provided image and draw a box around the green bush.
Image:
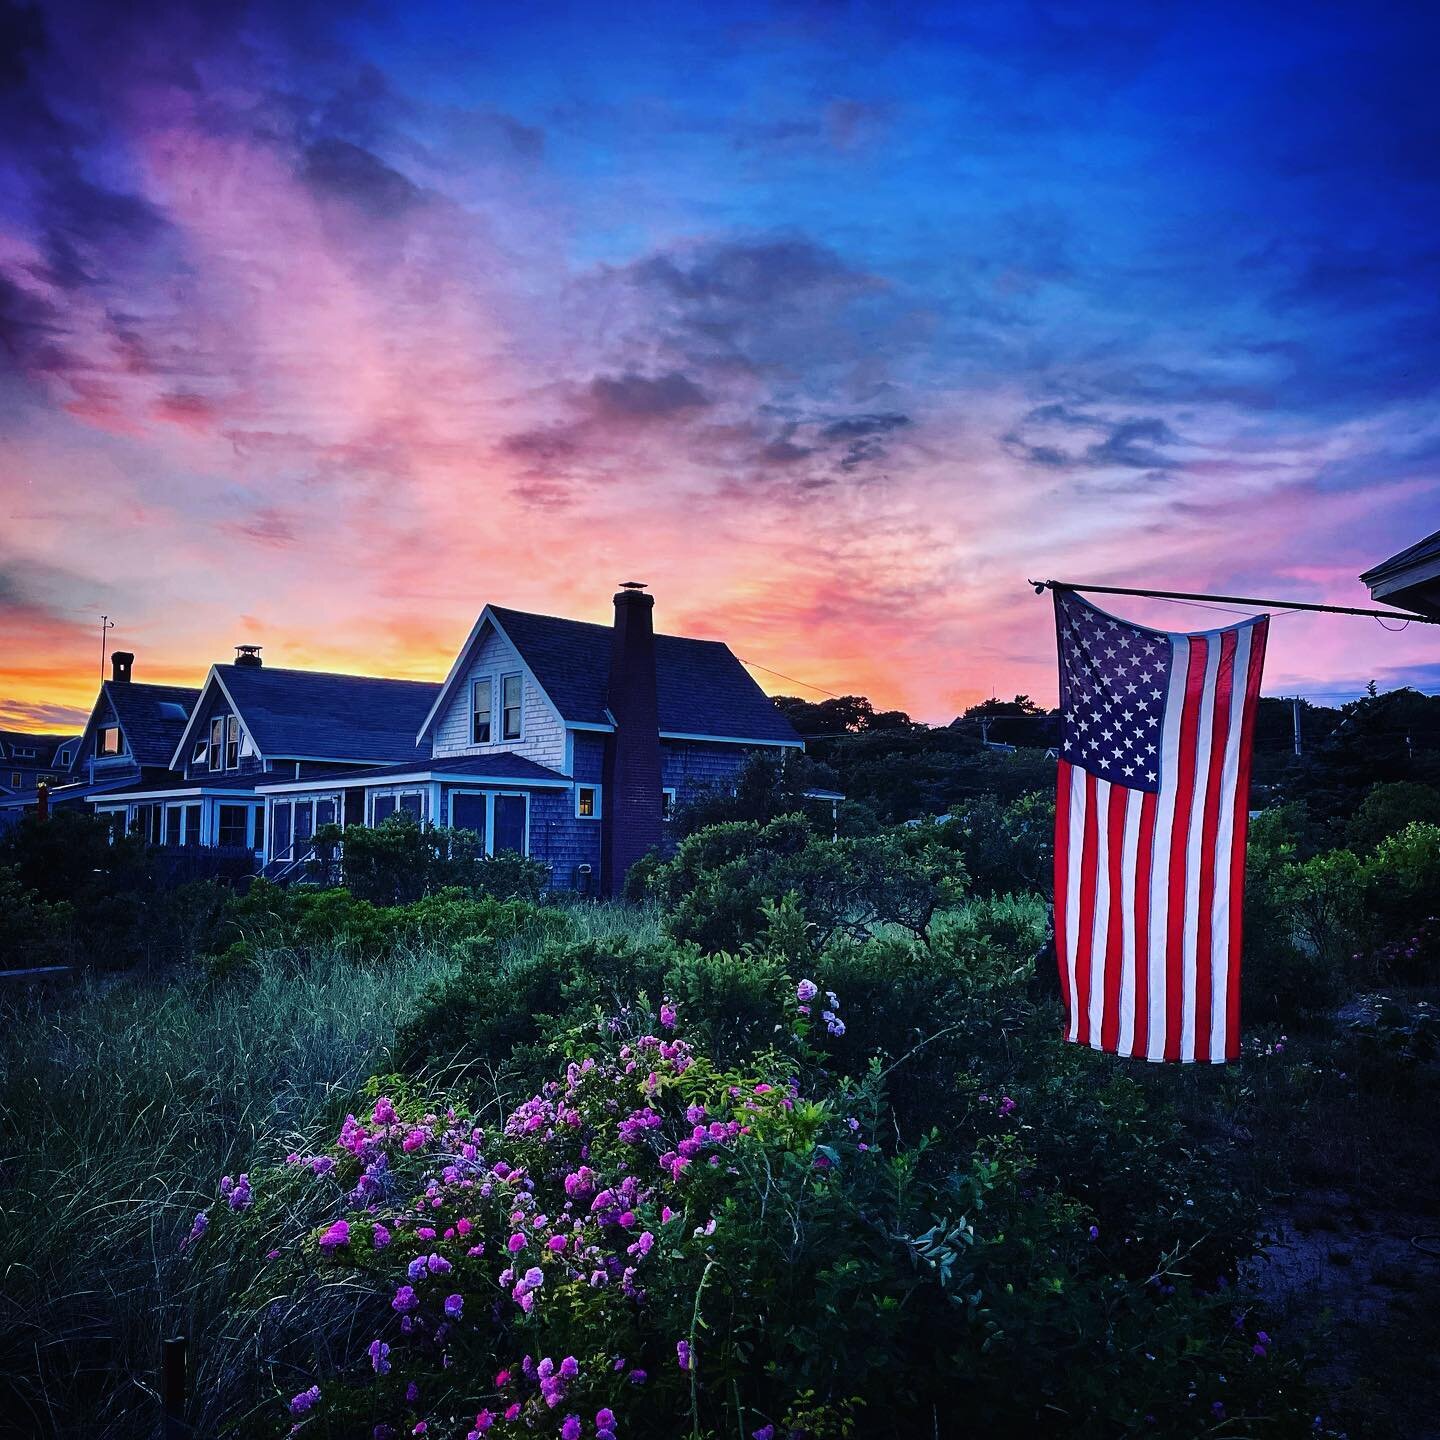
[197,997,1322,1440]
[640,814,964,952]
[1347,780,1440,851]
[317,816,550,905]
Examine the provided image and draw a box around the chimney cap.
[234,644,264,668]
[618,580,648,591]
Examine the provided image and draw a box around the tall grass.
[0,942,461,1437]
[0,901,670,1439]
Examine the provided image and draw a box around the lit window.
[661,787,677,822]
[501,674,522,740]
[576,785,599,819]
[97,727,122,757]
[208,717,224,770]
[226,715,240,769]
[8,772,18,789]
[472,677,493,744]
[191,739,207,765]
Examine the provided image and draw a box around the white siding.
[431,623,567,771]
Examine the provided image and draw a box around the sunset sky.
[2,0,1437,732]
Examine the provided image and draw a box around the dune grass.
[0,901,675,1439]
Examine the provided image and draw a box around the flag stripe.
[1087,776,1113,1046]
[1147,633,1189,1062]
[1115,790,1143,1056]
[1210,623,1252,1062]
[1074,769,1100,1046]
[1225,620,1268,1058]
[1100,782,1127,1053]
[1195,629,1237,1063]
[1165,634,1207,1062]
[1054,758,1074,1022]
[1183,635,1223,1062]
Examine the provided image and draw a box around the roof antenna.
[99,615,114,683]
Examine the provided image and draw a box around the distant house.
[252,586,802,893]
[92,650,438,855]
[0,730,80,798]
[1361,527,1440,619]
[71,586,800,894]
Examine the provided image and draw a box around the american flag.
[1052,589,1268,1063]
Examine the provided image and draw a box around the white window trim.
[661,786,677,822]
[225,714,241,770]
[208,716,224,772]
[447,788,530,856]
[471,676,495,745]
[575,784,601,820]
[500,672,524,742]
[369,787,429,826]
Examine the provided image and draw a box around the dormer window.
[501,673,523,741]
[97,726,122,757]
[472,677,493,744]
[208,717,224,771]
[192,739,207,765]
[226,715,240,769]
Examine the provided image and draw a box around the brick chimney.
[601,582,663,896]
[111,651,134,684]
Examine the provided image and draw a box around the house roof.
[0,731,79,766]
[254,751,571,792]
[478,605,801,744]
[1360,527,1440,619]
[91,772,268,802]
[183,665,440,766]
[101,682,202,767]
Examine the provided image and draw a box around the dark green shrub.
[642,814,964,952]
[316,816,550,904]
[1347,780,1440,851]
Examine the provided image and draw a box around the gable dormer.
[422,611,567,771]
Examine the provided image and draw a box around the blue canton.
[1055,592,1172,793]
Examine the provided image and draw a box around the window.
[181,804,202,846]
[494,794,527,854]
[208,716,224,770]
[191,739,208,766]
[12,746,35,759]
[661,786,677,822]
[98,726,122,757]
[576,785,599,819]
[472,677,493,744]
[218,805,248,847]
[9,772,20,789]
[398,792,424,820]
[501,674,522,740]
[451,792,488,844]
[372,795,397,826]
[226,715,240,769]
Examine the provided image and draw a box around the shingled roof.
[487,606,801,744]
[209,665,439,763]
[103,682,201,767]
[0,731,79,766]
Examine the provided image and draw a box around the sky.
[2,0,1438,731]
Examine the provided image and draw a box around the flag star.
[1122,709,1134,722]
[1143,642,1156,655]
[1122,764,1135,776]
[1147,715,1159,728]
[1145,743,1157,754]
[1099,756,1111,768]
[1101,728,1113,742]
[1136,698,1149,711]
[1125,682,1137,694]
[1112,746,1124,759]
[1118,634,1131,648]
[1150,689,1161,699]
[1105,647,1117,659]
[1107,620,1119,630]
[1147,771,1157,782]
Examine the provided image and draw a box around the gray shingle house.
[251,586,801,893]
[80,587,802,893]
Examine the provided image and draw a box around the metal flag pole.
[1030,579,1440,626]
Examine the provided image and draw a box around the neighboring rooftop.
[0,731,80,766]
[210,665,440,764]
[103,682,203,767]
[254,752,569,789]
[1361,527,1440,619]
[488,605,801,744]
